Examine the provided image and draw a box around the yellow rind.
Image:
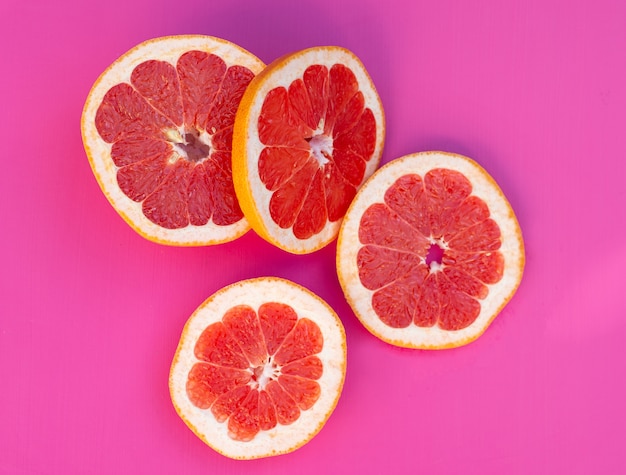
[231,62,276,248]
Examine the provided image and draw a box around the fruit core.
[166,127,212,164]
[425,241,445,271]
[306,132,333,167]
[250,356,280,390]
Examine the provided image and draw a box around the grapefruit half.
[81,35,265,245]
[337,151,525,349]
[232,46,385,254]
[169,277,347,459]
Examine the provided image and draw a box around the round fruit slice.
[337,151,525,349]
[81,35,265,245]
[232,46,385,254]
[169,277,346,459]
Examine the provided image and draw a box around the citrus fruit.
[336,151,525,349]
[81,35,265,245]
[169,277,347,459]
[232,46,385,254]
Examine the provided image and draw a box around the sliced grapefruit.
[81,35,265,245]
[232,46,385,254]
[337,151,525,349]
[169,277,346,459]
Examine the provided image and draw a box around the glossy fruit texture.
[82,36,265,245]
[337,152,525,349]
[233,46,385,254]
[169,278,346,459]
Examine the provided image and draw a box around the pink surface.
[1,0,625,473]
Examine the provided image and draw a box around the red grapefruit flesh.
[82,36,265,245]
[233,46,385,254]
[337,151,525,349]
[169,277,346,459]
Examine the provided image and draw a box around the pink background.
[1,0,625,473]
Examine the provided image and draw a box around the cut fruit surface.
[232,46,385,254]
[337,151,525,349]
[81,35,265,245]
[169,277,346,459]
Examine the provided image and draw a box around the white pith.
[337,151,525,349]
[239,47,385,253]
[169,277,346,459]
[81,36,265,245]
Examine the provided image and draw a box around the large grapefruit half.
[232,46,385,254]
[169,277,347,459]
[337,151,525,349]
[81,35,265,245]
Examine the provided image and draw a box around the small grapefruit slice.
[232,46,385,254]
[337,151,525,349]
[169,277,346,459]
[81,35,265,245]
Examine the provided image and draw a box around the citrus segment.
[184,307,328,439]
[337,151,525,349]
[169,277,346,459]
[233,46,385,254]
[82,36,265,245]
